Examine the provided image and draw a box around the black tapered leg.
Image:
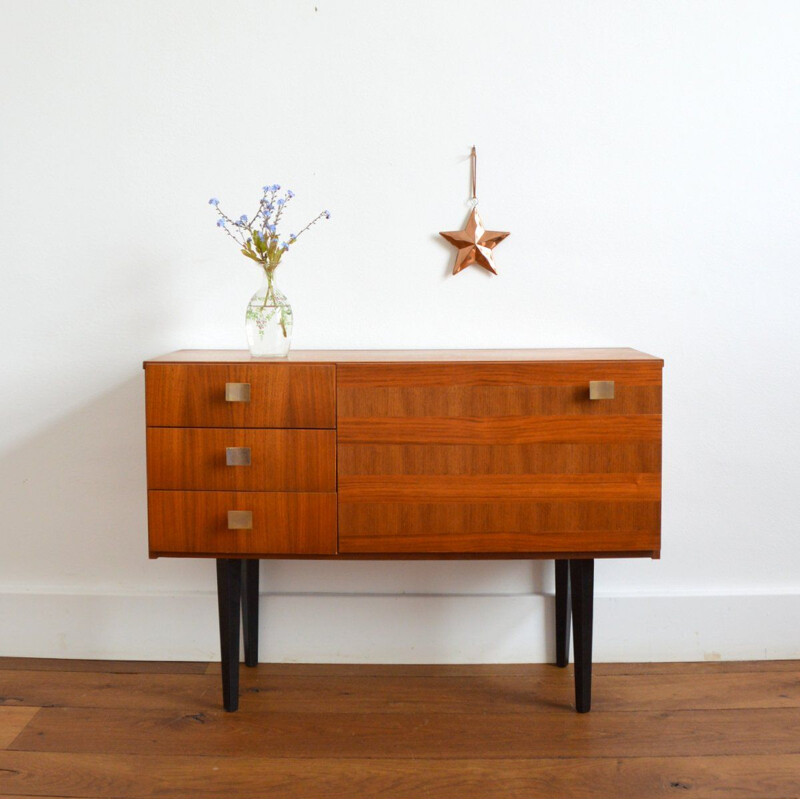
[569,558,594,713]
[241,559,259,668]
[216,558,242,712]
[555,559,571,667]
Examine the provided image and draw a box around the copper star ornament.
[440,207,510,275]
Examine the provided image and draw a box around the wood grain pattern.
[3,670,797,714]
[10,706,800,759]
[144,347,664,364]
[147,428,336,491]
[1,752,796,799]
[148,491,337,556]
[0,706,39,749]
[0,658,207,674]
[337,361,663,387]
[338,442,662,476]
[337,361,662,555]
[339,501,661,535]
[339,527,658,554]
[339,473,661,502]
[338,415,661,445]
[338,384,662,417]
[142,352,663,558]
[203,660,800,677]
[145,363,335,428]
[2,659,797,798]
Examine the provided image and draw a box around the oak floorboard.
[0,794,69,799]
[0,707,40,749]
[2,671,797,714]
[9,705,800,760]
[204,659,800,676]
[2,660,800,797]
[0,752,798,799]
[0,658,208,675]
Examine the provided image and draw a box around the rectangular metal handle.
[227,510,252,530]
[226,447,251,466]
[589,380,615,400]
[225,382,251,402]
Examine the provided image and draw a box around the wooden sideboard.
[144,348,663,713]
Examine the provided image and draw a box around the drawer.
[148,491,337,556]
[147,428,336,491]
[338,501,661,554]
[145,363,335,428]
[337,362,662,433]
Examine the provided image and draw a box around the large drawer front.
[145,363,336,428]
[148,491,337,556]
[147,428,336,491]
[337,362,662,555]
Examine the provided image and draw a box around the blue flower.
[216,219,225,227]
[209,197,219,206]
[324,210,331,219]
[286,190,295,199]
[289,233,296,241]
[271,184,280,191]
[266,224,276,233]
[239,215,248,224]
[262,185,271,192]
[276,198,285,206]
[280,242,289,251]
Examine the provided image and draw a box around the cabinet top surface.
[144,348,662,366]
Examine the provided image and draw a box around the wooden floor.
[0,658,798,798]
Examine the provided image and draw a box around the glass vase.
[245,272,293,357]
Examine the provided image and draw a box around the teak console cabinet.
[144,348,663,712]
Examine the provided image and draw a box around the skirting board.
[2,591,799,663]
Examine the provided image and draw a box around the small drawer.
[148,491,337,556]
[146,428,336,491]
[336,363,662,422]
[145,363,335,428]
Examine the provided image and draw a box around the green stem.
[260,267,276,310]
[259,265,288,338]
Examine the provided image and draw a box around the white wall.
[1,0,798,662]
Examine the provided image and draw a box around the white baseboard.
[1,590,798,663]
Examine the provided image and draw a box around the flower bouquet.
[210,185,329,356]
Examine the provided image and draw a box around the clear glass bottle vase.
[245,271,293,357]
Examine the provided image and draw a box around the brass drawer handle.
[226,447,251,466]
[225,382,251,402]
[227,510,252,530]
[589,380,615,400]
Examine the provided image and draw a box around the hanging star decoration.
[440,146,509,275]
